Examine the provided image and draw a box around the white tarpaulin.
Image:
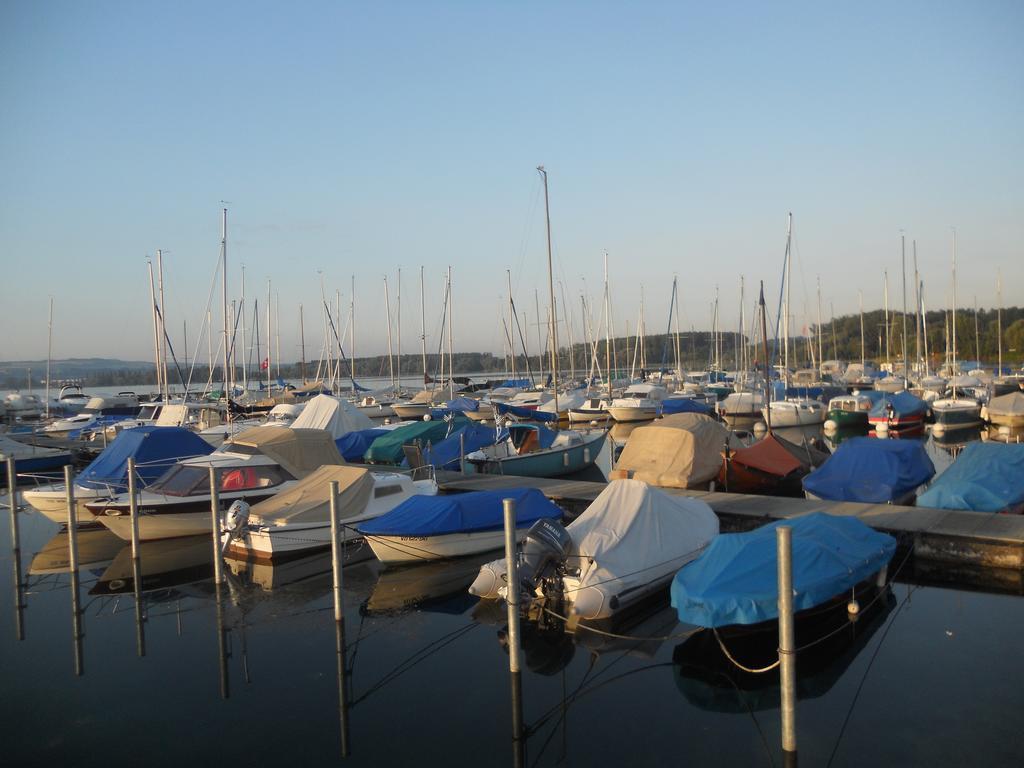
[565,479,719,617]
[291,394,373,437]
[249,465,374,526]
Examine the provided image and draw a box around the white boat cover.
[537,390,586,415]
[566,479,719,618]
[249,465,374,526]
[290,394,373,437]
[987,391,1024,420]
[614,413,728,488]
[225,426,344,478]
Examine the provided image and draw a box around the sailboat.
[931,231,982,431]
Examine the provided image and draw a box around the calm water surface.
[3,485,1023,767]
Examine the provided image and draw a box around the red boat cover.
[729,434,828,478]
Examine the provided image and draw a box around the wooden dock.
[436,471,1024,571]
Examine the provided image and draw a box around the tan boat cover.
[249,465,374,526]
[225,426,343,478]
[614,413,728,488]
[408,388,444,405]
[987,391,1024,419]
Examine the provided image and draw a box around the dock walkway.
[435,471,1024,570]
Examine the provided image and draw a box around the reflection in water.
[362,552,497,617]
[91,536,213,596]
[672,587,896,712]
[28,528,122,577]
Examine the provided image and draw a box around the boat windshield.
[149,464,294,496]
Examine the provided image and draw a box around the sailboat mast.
[816,276,823,376]
[147,258,162,399]
[858,291,865,371]
[997,270,1003,375]
[397,268,402,392]
[350,275,355,385]
[538,165,559,415]
[220,207,231,424]
[901,233,908,387]
[157,248,169,400]
[275,293,280,379]
[384,276,395,388]
[419,266,427,390]
[759,281,772,434]
[447,266,454,400]
[507,270,516,381]
[883,270,890,366]
[267,279,273,393]
[604,254,612,396]
[45,296,53,419]
[952,230,958,373]
[241,264,248,392]
[299,303,307,384]
[783,213,792,379]
[974,295,980,365]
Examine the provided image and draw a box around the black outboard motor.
[518,518,573,596]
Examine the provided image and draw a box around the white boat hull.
[22,485,105,524]
[365,527,527,564]
[607,405,661,422]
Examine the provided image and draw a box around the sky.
[1,1,1022,366]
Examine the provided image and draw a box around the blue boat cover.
[357,487,563,537]
[802,436,935,503]
[428,396,481,419]
[494,402,558,422]
[917,442,1024,512]
[671,512,896,628]
[335,428,389,462]
[500,379,531,389]
[868,390,928,420]
[77,426,214,492]
[661,398,713,416]
[419,424,506,470]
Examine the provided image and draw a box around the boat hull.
[825,410,868,429]
[467,431,607,478]
[366,527,524,564]
[607,405,661,423]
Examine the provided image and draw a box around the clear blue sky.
[2,1,1021,365]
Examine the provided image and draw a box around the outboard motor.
[221,500,251,553]
[518,518,573,597]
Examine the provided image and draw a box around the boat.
[606,383,668,422]
[612,413,728,489]
[221,464,438,561]
[290,393,374,437]
[358,487,563,564]
[825,392,876,431]
[22,426,214,525]
[867,390,929,436]
[0,434,72,483]
[363,417,467,465]
[3,392,45,420]
[802,436,935,505]
[671,512,896,630]
[416,422,503,471]
[464,423,606,478]
[87,426,344,540]
[470,479,719,622]
[391,388,446,420]
[718,391,765,425]
[718,432,829,496]
[917,442,1024,514]
[567,395,612,424]
[984,391,1024,429]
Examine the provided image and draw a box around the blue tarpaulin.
[357,487,563,537]
[802,436,934,503]
[671,512,896,628]
[77,426,214,492]
[335,428,389,462]
[917,442,1024,512]
[494,402,559,422]
[868,390,928,420]
[419,423,505,470]
[661,398,713,416]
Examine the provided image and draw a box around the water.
[3,493,1024,767]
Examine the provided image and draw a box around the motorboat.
[671,513,895,635]
[825,392,876,431]
[718,391,765,424]
[391,388,446,420]
[0,434,72,482]
[567,395,612,424]
[718,432,829,496]
[87,426,343,540]
[984,391,1024,429]
[469,479,719,622]
[22,426,214,525]
[612,413,728,490]
[359,487,563,564]
[464,424,606,478]
[917,442,1024,514]
[221,464,438,561]
[867,390,929,436]
[607,384,668,422]
[762,398,826,427]
[802,436,935,505]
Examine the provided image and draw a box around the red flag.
[260,358,269,370]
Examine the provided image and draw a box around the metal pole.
[502,498,521,674]
[128,457,141,561]
[64,466,78,569]
[132,554,146,658]
[209,467,223,584]
[70,559,84,676]
[335,618,351,757]
[214,579,229,699]
[6,457,19,551]
[329,480,344,622]
[777,525,797,755]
